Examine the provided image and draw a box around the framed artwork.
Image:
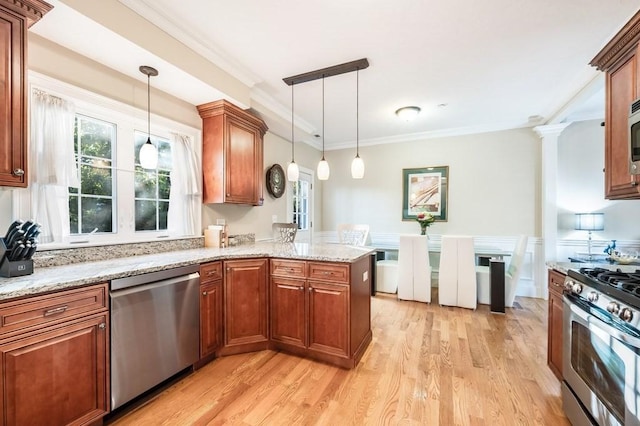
[402,166,449,221]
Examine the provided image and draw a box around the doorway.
[288,169,313,243]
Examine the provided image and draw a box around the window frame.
[14,72,202,249]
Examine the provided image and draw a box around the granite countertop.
[0,242,374,302]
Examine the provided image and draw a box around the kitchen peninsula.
[0,241,373,425]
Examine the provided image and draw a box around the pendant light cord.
[356,68,360,158]
[147,73,151,141]
[322,76,325,160]
[291,84,295,161]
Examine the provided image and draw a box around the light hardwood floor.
[109,291,569,425]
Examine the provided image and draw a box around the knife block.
[0,238,33,278]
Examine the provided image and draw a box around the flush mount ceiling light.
[283,58,369,180]
[139,65,159,169]
[395,106,421,121]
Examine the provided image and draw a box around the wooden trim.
[590,9,640,71]
[0,0,52,27]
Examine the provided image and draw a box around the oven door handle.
[567,297,640,350]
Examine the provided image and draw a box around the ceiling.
[31,0,640,151]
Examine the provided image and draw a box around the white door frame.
[286,166,314,243]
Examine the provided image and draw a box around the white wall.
[320,128,540,237]
[557,119,640,259]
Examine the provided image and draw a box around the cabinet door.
[308,281,349,358]
[0,314,108,425]
[200,280,223,358]
[225,116,263,205]
[224,259,268,347]
[0,9,26,187]
[547,290,564,380]
[270,276,306,348]
[605,49,640,199]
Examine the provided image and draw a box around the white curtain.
[168,133,201,236]
[30,89,78,244]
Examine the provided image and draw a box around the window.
[15,71,202,248]
[69,115,116,234]
[134,131,171,231]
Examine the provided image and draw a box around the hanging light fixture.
[317,76,330,180]
[287,83,299,182]
[139,65,159,169]
[351,68,365,179]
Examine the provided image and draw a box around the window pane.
[69,195,79,234]
[135,200,157,231]
[71,114,115,235]
[158,172,171,200]
[79,116,114,158]
[80,197,113,233]
[135,167,158,199]
[159,201,169,229]
[158,140,172,171]
[80,161,112,196]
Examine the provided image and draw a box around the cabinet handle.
[322,271,331,275]
[43,305,68,316]
[99,323,106,330]
[315,289,341,296]
[202,291,208,296]
[12,168,24,177]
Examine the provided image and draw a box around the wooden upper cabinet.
[591,10,640,199]
[197,100,268,206]
[0,0,52,188]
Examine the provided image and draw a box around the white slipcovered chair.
[476,234,528,308]
[438,235,477,309]
[337,224,369,246]
[397,235,431,303]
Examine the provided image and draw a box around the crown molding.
[117,0,261,87]
[590,9,640,71]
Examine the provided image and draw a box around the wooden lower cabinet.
[0,313,109,426]
[270,276,306,348]
[200,280,223,358]
[269,257,371,368]
[547,268,565,380]
[308,281,349,358]
[222,258,268,354]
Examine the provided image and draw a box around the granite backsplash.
[33,233,255,268]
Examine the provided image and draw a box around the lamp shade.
[139,139,158,169]
[317,159,330,180]
[351,155,365,179]
[575,213,604,231]
[287,161,299,182]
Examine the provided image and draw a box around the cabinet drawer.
[548,269,566,296]
[271,259,306,278]
[0,283,108,338]
[201,261,223,283]
[308,262,349,284]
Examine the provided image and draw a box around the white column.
[534,123,570,263]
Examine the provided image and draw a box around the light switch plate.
[272,215,278,223]
[363,271,368,282]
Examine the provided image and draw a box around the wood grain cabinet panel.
[197,100,268,206]
[547,269,565,380]
[308,281,349,358]
[200,280,223,358]
[223,258,268,353]
[591,11,640,199]
[0,0,52,187]
[0,283,109,425]
[270,276,306,348]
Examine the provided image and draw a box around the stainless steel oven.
[563,267,640,426]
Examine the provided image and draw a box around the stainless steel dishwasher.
[110,264,200,410]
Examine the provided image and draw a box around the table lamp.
[575,213,604,260]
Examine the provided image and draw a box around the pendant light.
[317,76,330,180]
[351,68,365,179]
[287,83,299,182]
[139,65,158,170]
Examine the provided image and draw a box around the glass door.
[289,170,313,243]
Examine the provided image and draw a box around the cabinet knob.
[99,323,106,330]
[632,181,638,187]
[202,291,208,296]
[226,193,230,197]
[299,286,304,290]
[12,168,25,177]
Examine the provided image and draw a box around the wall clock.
[266,164,286,198]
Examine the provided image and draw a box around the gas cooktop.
[569,267,640,310]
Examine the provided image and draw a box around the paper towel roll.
[204,229,222,248]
